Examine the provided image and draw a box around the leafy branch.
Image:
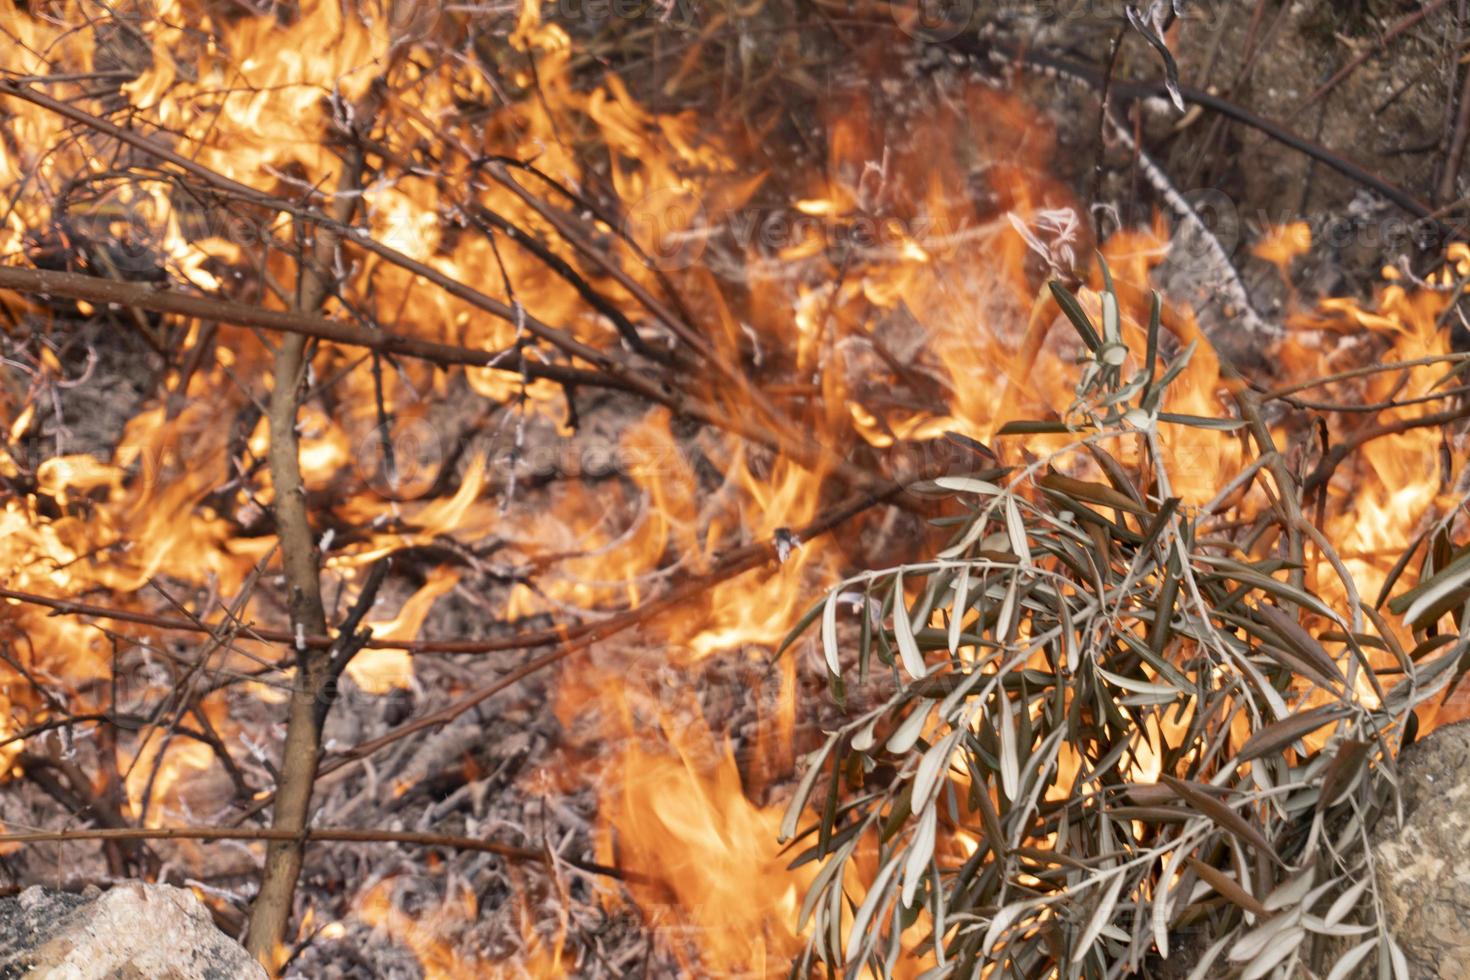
[779,271,1437,978]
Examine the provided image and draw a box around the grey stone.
[1372,721,1470,980]
[0,882,266,980]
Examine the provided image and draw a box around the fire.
[355,876,482,978]
[1253,220,1314,271]
[0,0,1467,974]
[349,566,461,693]
[598,737,814,974]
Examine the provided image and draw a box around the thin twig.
[951,38,1449,233]
[1302,402,1470,496]
[231,484,904,824]
[1293,0,1454,116]
[247,85,380,967]
[1265,351,1470,399]
[0,825,635,881]
[1443,53,1470,205]
[0,264,624,388]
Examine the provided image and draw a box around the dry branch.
[0,264,621,388]
[233,484,903,823]
[1292,0,1453,115]
[0,826,633,881]
[929,34,1452,233]
[245,97,376,965]
[0,79,909,499]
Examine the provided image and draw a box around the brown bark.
[0,264,629,389]
[242,133,371,970]
[0,825,631,881]
[0,79,914,501]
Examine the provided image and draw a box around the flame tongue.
[607,735,810,973]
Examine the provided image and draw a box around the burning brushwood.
[0,1,1468,977]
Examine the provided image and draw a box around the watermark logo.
[354,417,445,500]
[622,185,709,272]
[1173,187,1241,260]
[889,0,975,41]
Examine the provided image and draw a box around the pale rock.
[1372,720,1470,979]
[0,882,265,979]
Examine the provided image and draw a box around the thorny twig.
[0,825,636,881]
[246,82,382,966]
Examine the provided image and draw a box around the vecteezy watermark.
[1041,0,1232,29]
[1316,211,1445,255]
[619,187,998,272]
[355,417,447,500]
[887,0,1233,41]
[622,185,710,272]
[1167,187,1243,261]
[1162,188,1450,264]
[540,0,702,29]
[888,0,976,41]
